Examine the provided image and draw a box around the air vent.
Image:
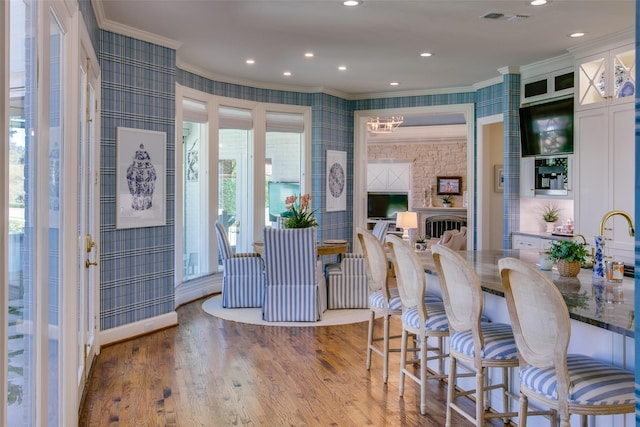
[508,14,530,22]
[482,12,504,19]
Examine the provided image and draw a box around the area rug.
[201,295,371,327]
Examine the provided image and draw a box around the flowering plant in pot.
[547,240,588,277]
[415,236,428,251]
[281,194,317,228]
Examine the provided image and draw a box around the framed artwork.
[494,165,504,193]
[116,127,166,229]
[436,176,462,195]
[326,150,347,212]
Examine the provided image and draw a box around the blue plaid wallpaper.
[98,31,176,330]
[82,0,514,331]
[502,74,521,249]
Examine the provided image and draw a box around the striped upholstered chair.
[326,221,389,309]
[214,221,265,308]
[262,227,327,322]
[499,257,634,427]
[432,244,520,426]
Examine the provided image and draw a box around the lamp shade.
[396,211,418,230]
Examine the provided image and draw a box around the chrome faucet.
[599,210,635,237]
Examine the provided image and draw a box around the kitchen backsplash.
[519,198,574,234]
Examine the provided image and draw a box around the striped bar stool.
[499,257,634,427]
[386,235,449,415]
[432,245,523,426]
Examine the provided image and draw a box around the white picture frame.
[326,150,347,212]
[116,127,166,229]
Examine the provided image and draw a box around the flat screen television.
[519,98,574,157]
[367,192,409,220]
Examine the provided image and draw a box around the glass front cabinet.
[575,44,635,110]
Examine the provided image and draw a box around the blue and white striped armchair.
[326,221,389,309]
[262,227,327,322]
[214,221,265,308]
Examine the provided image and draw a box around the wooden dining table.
[252,240,349,257]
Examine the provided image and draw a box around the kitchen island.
[416,249,634,427]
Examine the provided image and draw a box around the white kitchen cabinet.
[367,162,411,192]
[512,234,540,250]
[574,103,634,262]
[575,43,635,111]
[519,157,535,198]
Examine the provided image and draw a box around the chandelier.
[367,116,404,134]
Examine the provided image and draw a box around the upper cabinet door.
[575,44,635,110]
[367,162,411,192]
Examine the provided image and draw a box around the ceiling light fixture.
[343,0,362,6]
[246,59,255,64]
[570,32,585,38]
[420,52,432,57]
[390,82,400,86]
[305,52,314,58]
[338,65,347,71]
[367,116,404,134]
[283,71,292,76]
[530,0,547,5]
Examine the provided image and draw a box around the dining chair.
[498,257,634,427]
[386,234,449,415]
[214,221,265,308]
[262,226,327,322]
[431,244,520,426]
[326,221,390,309]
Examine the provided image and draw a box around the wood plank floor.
[79,296,507,426]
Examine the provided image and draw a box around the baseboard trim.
[175,274,222,308]
[99,311,178,347]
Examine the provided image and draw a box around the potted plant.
[541,203,560,233]
[547,240,588,277]
[415,236,428,251]
[441,194,453,208]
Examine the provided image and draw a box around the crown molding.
[568,28,635,58]
[92,0,182,50]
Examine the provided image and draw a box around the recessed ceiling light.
[283,71,292,76]
[390,82,400,86]
[530,0,547,6]
[304,52,314,58]
[343,0,362,6]
[246,59,255,64]
[570,32,585,38]
[338,65,347,71]
[420,52,432,57]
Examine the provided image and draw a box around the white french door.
[76,46,99,395]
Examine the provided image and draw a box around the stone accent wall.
[368,141,467,208]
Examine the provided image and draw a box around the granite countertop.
[418,249,634,338]
[512,230,574,240]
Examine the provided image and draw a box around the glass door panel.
[8,0,36,424]
[218,106,253,255]
[182,118,210,279]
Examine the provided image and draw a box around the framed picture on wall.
[436,176,461,195]
[116,127,166,229]
[326,150,347,212]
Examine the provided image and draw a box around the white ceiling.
[93,0,634,98]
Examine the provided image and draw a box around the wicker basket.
[557,259,581,277]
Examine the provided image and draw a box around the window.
[176,88,310,288]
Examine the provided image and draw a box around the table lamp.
[396,211,418,242]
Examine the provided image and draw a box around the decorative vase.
[545,222,555,233]
[557,259,581,277]
[592,235,606,280]
[443,203,451,208]
[126,144,157,210]
[415,242,427,251]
